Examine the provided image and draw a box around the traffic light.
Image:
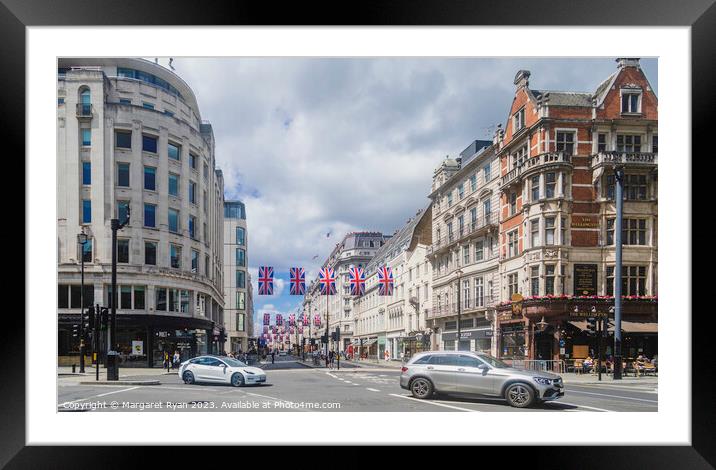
[100,307,109,330]
[71,324,80,338]
[586,317,597,335]
[86,307,95,330]
[335,327,341,342]
[330,332,337,342]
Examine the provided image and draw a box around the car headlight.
[243,370,255,375]
[533,377,552,385]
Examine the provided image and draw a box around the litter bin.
[106,351,119,381]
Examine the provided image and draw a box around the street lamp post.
[108,206,130,380]
[613,167,624,380]
[455,268,463,351]
[77,231,89,373]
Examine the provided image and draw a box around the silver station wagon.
[400,351,564,408]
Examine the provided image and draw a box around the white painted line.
[389,394,479,412]
[366,388,381,392]
[566,390,658,404]
[58,386,140,407]
[344,381,353,384]
[549,402,611,412]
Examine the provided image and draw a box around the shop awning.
[568,320,658,334]
[360,338,377,346]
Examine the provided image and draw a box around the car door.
[203,358,228,382]
[187,357,210,381]
[426,355,459,393]
[453,355,494,396]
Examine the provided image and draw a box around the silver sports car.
[179,355,267,386]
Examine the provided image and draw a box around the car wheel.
[410,377,434,399]
[231,373,245,387]
[505,383,535,408]
[182,371,195,385]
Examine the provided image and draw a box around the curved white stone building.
[57,58,225,367]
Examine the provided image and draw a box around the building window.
[117,239,129,263]
[82,199,91,224]
[117,200,130,223]
[134,286,145,310]
[531,175,540,201]
[189,216,196,239]
[203,223,207,243]
[142,134,157,153]
[236,248,246,267]
[117,163,130,187]
[191,250,199,273]
[237,291,246,310]
[237,313,245,332]
[458,215,464,236]
[170,244,182,269]
[143,203,156,228]
[164,110,174,117]
[81,128,91,147]
[625,174,648,200]
[621,92,641,113]
[474,240,484,261]
[236,227,245,245]
[545,172,556,198]
[203,162,209,179]
[597,133,607,152]
[144,166,156,191]
[145,241,157,265]
[470,174,477,192]
[236,270,246,289]
[205,254,210,277]
[513,108,525,132]
[189,153,198,169]
[142,102,155,110]
[82,161,91,185]
[484,163,491,182]
[530,219,540,247]
[462,280,470,309]
[530,266,540,296]
[545,265,555,295]
[168,142,181,161]
[617,134,642,153]
[561,217,567,245]
[203,191,208,213]
[474,277,484,307]
[556,131,575,155]
[168,208,179,233]
[508,273,518,297]
[458,183,464,200]
[509,192,517,215]
[58,97,65,105]
[607,265,647,296]
[119,98,131,105]
[462,245,470,265]
[447,192,453,207]
[156,288,167,311]
[81,239,92,263]
[115,131,132,149]
[507,230,519,258]
[607,218,646,245]
[168,173,179,197]
[189,181,196,204]
[545,217,555,245]
[652,135,658,153]
[447,222,453,241]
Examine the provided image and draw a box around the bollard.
[72,364,76,373]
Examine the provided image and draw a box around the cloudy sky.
[168,57,657,333]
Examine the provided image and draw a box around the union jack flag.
[263,326,268,334]
[263,313,270,325]
[290,326,295,334]
[289,313,296,326]
[377,266,394,296]
[349,266,366,296]
[258,266,274,295]
[314,314,322,327]
[289,267,306,295]
[303,313,308,324]
[318,266,337,295]
[276,314,283,326]
[299,325,304,334]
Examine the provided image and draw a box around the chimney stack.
[616,58,641,69]
[514,70,531,89]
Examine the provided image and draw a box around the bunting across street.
[263,313,270,325]
[377,266,394,296]
[349,266,366,296]
[276,313,283,326]
[289,267,306,295]
[258,266,274,295]
[289,313,295,326]
[318,266,337,295]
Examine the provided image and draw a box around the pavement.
[57,355,658,413]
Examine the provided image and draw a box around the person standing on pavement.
[164,351,170,372]
[172,350,180,369]
[271,349,275,364]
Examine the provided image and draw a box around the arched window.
[79,88,91,115]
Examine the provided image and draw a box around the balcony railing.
[501,151,571,188]
[428,297,496,318]
[432,213,496,253]
[76,103,93,118]
[591,151,658,168]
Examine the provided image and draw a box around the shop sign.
[131,340,144,356]
[573,264,598,296]
[511,293,524,315]
[442,329,492,341]
[571,216,599,228]
[176,342,191,350]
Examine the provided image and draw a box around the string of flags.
[257,265,394,297]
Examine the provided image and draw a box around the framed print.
[4,0,710,466]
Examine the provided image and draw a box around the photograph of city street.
[57,56,658,413]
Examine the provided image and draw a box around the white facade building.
[354,207,433,361]
[223,200,253,353]
[57,58,225,367]
[426,141,501,355]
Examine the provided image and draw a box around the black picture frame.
[4,0,708,465]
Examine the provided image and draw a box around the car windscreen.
[221,358,248,368]
[477,354,510,368]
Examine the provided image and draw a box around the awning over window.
[568,320,658,334]
[359,338,377,346]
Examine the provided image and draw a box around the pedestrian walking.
[328,350,335,370]
[172,350,180,369]
[164,351,170,372]
[271,349,275,364]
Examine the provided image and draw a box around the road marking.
[58,386,140,407]
[548,402,611,412]
[566,390,658,404]
[389,394,479,412]
[344,381,353,384]
[326,372,338,379]
[367,388,381,392]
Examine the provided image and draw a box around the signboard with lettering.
[571,216,599,229]
[573,264,598,296]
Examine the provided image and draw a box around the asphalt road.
[58,360,658,413]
